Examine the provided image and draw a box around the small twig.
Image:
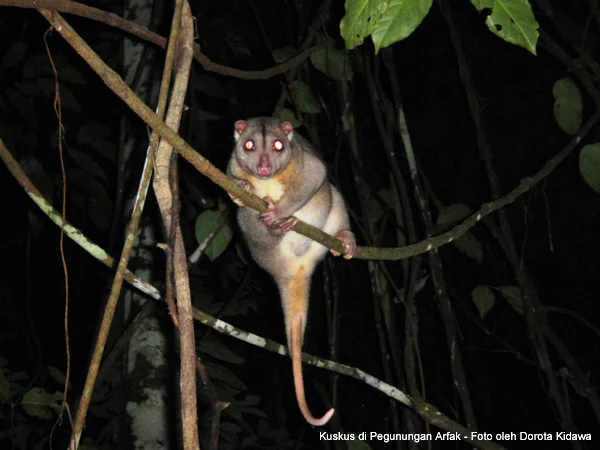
[165,151,181,328]
[196,358,228,450]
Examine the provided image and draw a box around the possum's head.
[233,118,296,179]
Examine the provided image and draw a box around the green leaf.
[437,203,483,263]
[208,224,233,261]
[310,48,352,81]
[36,78,55,97]
[472,0,539,55]
[357,182,383,231]
[47,366,67,385]
[498,285,523,315]
[272,47,297,63]
[340,0,387,50]
[290,81,321,114]
[437,203,472,226]
[205,362,247,390]
[1,42,29,68]
[579,144,600,194]
[66,168,112,229]
[21,387,61,420]
[377,188,396,210]
[23,54,50,78]
[552,78,583,135]
[238,394,261,406]
[471,285,496,319]
[454,232,484,263]
[371,0,433,53]
[199,338,246,364]
[257,419,269,436]
[195,210,233,261]
[5,88,38,129]
[57,84,81,113]
[437,204,483,261]
[278,108,301,128]
[37,79,81,112]
[58,65,87,85]
[15,81,40,97]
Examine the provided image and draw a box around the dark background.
[0,0,599,449]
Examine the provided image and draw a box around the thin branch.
[196,358,228,450]
[96,301,156,385]
[1,0,333,80]
[149,2,200,448]
[0,139,161,300]
[544,306,600,340]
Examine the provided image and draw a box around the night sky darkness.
[1,1,599,449]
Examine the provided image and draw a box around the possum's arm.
[265,151,327,220]
[226,157,255,207]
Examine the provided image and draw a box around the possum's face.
[233,118,295,179]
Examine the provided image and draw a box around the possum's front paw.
[228,180,253,207]
[269,216,298,233]
[330,230,356,259]
[260,196,297,233]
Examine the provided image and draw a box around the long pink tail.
[290,315,334,426]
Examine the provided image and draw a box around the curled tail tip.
[303,407,335,427]
[290,314,334,426]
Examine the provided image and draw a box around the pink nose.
[258,166,271,177]
[258,155,271,177]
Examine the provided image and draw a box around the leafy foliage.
[497,285,524,315]
[341,0,538,53]
[579,144,600,193]
[310,47,353,81]
[552,77,583,135]
[471,285,496,319]
[341,0,433,53]
[0,358,63,450]
[472,0,539,54]
[290,81,322,114]
[436,204,483,263]
[195,204,234,261]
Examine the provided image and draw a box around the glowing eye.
[243,139,254,151]
[273,140,284,151]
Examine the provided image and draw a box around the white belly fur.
[278,185,347,265]
[251,177,285,202]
